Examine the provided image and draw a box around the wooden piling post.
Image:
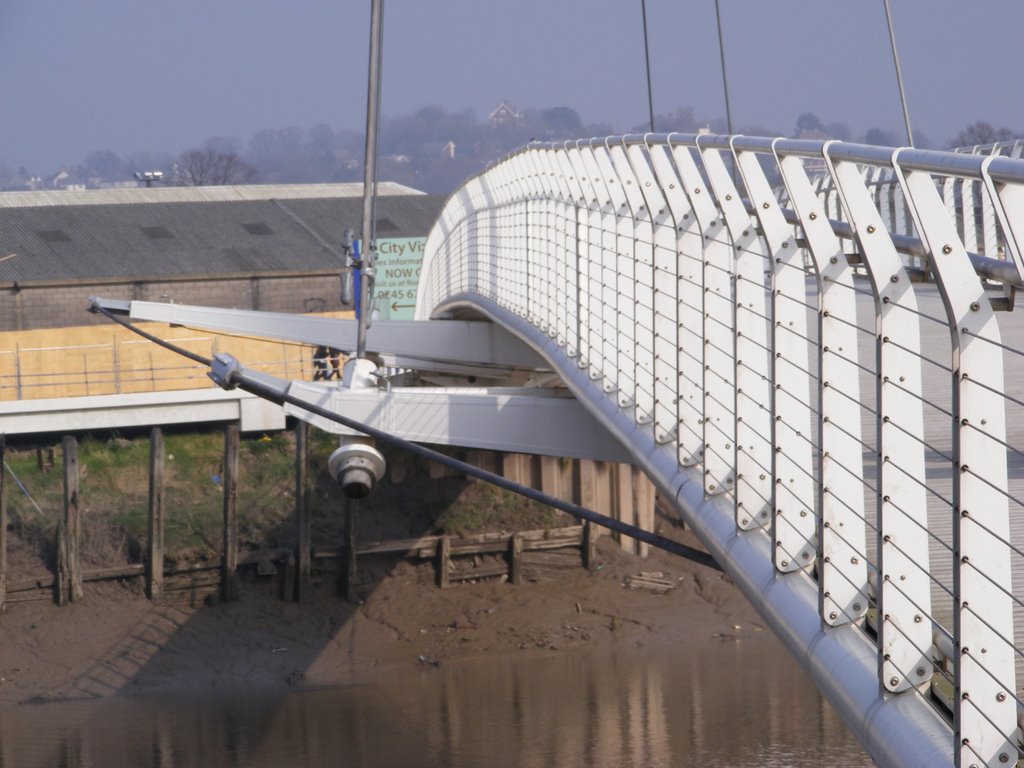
[614,463,636,554]
[437,535,450,589]
[146,427,165,601]
[540,456,561,500]
[57,436,83,605]
[56,523,67,606]
[282,554,296,602]
[580,459,612,528]
[474,449,499,476]
[502,452,530,485]
[583,520,598,572]
[0,435,6,612]
[221,423,239,602]
[294,421,311,603]
[341,497,358,603]
[633,467,655,558]
[509,533,523,585]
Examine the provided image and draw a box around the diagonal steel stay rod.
[713,0,734,136]
[89,301,721,572]
[882,0,913,147]
[640,0,656,132]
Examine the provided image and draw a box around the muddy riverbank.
[0,531,763,704]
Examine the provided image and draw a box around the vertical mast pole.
[357,0,384,359]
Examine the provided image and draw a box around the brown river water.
[0,638,875,767]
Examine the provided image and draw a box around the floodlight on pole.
[134,171,164,188]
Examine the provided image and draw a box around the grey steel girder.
[284,379,630,462]
[95,299,548,371]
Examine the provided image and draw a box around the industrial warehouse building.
[0,181,657,557]
[0,183,444,332]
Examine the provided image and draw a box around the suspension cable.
[640,0,656,132]
[713,0,734,136]
[881,0,913,146]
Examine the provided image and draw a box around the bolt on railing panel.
[417,136,1024,768]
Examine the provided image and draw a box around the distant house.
[422,141,457,160]
[489,101,521,127]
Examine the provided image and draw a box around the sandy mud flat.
[0,533,764,704]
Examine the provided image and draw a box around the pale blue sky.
[2,0,1022,172]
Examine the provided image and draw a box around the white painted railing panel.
[897,160,1016,765]
[827,149,934,699]
[417,135,1024,768]
[648,144,705,465]
[775,148,868,629]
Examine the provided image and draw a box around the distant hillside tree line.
[1,108,1019,194]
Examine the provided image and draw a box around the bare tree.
[947,121,1016,149]
[210,151,256,185]
[173,148,256,186]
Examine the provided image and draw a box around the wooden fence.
[0,423,603,611]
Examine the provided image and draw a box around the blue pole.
[352,239,363,321]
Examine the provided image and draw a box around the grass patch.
[3,427,564,570]
[437,481,559,536]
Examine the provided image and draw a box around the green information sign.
[372,237,426,320]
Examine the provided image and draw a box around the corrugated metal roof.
[0,182,425,209]
[0,190,444,283]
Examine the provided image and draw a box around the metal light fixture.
[134,171,164,187]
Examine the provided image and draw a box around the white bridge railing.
[416,135,1024,768]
